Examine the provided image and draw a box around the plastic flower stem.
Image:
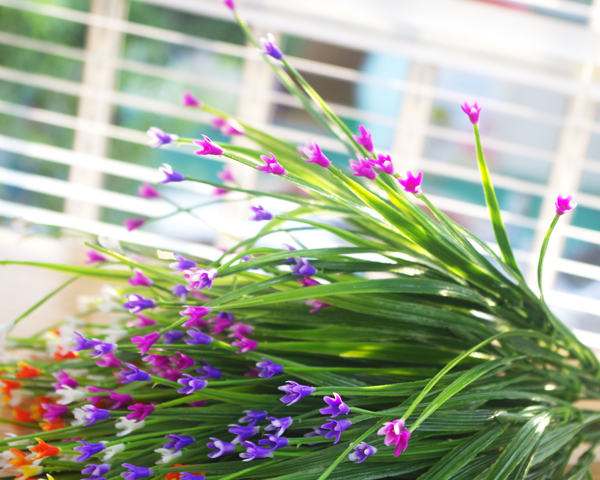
[473,124,522,278]
[537,214,560,302]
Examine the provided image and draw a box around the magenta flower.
[177,374,207,394]
[193,135,224,156]
[164,434,196,452]
[147,127,178,148]
[306,299,330,313]
[227,322,254,337]
[461,101,481,125]
[121,363,152,383]
[123,294,156,314]
[207,438,236,458]
[212,117,226,130]
[231,334,258,353]
[258,34,283,60]
[96,352,123,368]
[158,164,185,184]
[124,218,145,231]
[196,360,222,380]
[321,419,352,444]
[180,305,212,328]
[138,182,160,198]
[74,441,106,462]
[555,194,577,216]
[185,328,213,345]
[80,405,110,426]
[132,315,157,328]
[109,391,132,410]
[256,358,284,379]
[265,416,293,437]
[348,442,377,463]
[278,381,315,405]
[218,166,235,182]
[169,253,197,272]
[170,352,196,370]
[240,441,274,461]
[368,152,394,175]
[353,125,374,152]
[128,269,153,287]
[349,158,377,180]
[209,311,234,334]
[319,392,349,417]
[221,119,245,136]
[159,368,183,382]
[52,369,78,389]
[121,463,153,480]
[223,0,235,10]
[298,275,320,287]
[42,404,69,422]
[184,268,218,291]
[250,205,273,221]
[258,434,289,451]
[377,418,411,456]
[131,331,160,356]
[301,141,331,168]
[143,354,170,369]
[126,403,155,422]
[90,339,117,359]
[397,171,423,195]
[182,91,201,107]
[258,153,287,175]
[85,250,107,264]
[239,410,268,426]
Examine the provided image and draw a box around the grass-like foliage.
[0,4,596,480]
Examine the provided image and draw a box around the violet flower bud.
[307,299,330,313]
[128,270,153,287]
[397,171,423,195]
[131,331,160,356]
[121,363,151,383]
[182,91,201,107]
[184,268,218,291]
[158,164,185,184]
[291,257,317,276]
[231,334,258,353]
[123,294,156,314]
[74,441,106,462]
[250,205,273,221]
[96,353,123,368]
[132,315,157,328]
[126,403,155,422]
[124,218,146,231]
[258,152,287,175]
[196,360,222,380]
[121,463,153,480]
[209,311,234,334]
[368,152,394,175]
[169,253,197,272]
[265,416,293,437]
[185,328,213,345]
[193,135,224,156]
[218,166,235,182]
[278,381,315,405]
[81,405,110,426]
[239,410,268,426]
[555,194,577,216]
[348,442,377,463]
[282,244,296,264]
[171,284,189,302]
[301,141,331,168]
[109,391,132,410]
[85,250,107,264]
[138,183,160,199]
[461,101,481,125]
[90,339,117,359]
[42,404,69,422]
[177,374,207,394]
[169,352,196,370]
[258,434,289,451]
[147,127,178,148]
[298,275,320,287]
[229,424,260,444]
[164,434,196,452]
[162,330,184,344]
[180,306,212,328]
[321,418,352,444]
[240,441,274,461]
[349,158,377,180]
[227,322,254,337]
[207,437,236,458]
[52,369,78,389]
[256,358,284,379]
[319,392,349,417]
[223,0,235,10]
[353,125,374,152]
[221,118,245,136]
[73,331,95,351]
[82,464,110,478]
[257,33,283,60]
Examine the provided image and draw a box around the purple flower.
[265,416,293,437]
[159,368,183,382]
[223,0,235,10]
[157,164,185,184]
[461,101,481,125]
[220,118,245,136]
[258,153,287,175]
[169,352,196,370]
[368,152,394,175]
[555,194,577,215]
[124,218,146,231]
[227,322,254,337]
[282,244,296,264]
[85,250,107,264]
[196,360,222,379]
[121,363,152,383]
[184,268,218,291]
[256,358,284,379]
[377,419,411,457]
[307,299,330,313]
[397,171,423,195]
[97,353,123,368]
[349,158,377,180]
[143,354,170,369]
[185,328,213,345]
[348,442,377,463]
[171,284,189,302]
[231,334,258,354]
[52,369,78,389]
[209,311,234,334]
[133,315,157,328]
[169,253,197,272]
[177,374,207,394]
[229,424,260,444]
[240,441,274,461]
[218,166,235,182]
[298,275,320,287]
[162,330,184,344]
[74,441,106,462]
[353,125,374,152]
[131,331,160,356]
[42,404,69,422]
[73,331,95,351]
[193,135,224,156]
[239,410,268,426]
[147,127,177,148]
[181,474,205,480]
[126,403,155,422]
[90,339,117,359]
[278,381,315,405]
[179,306,212,328]
[80,405,110,426]
[182,91,201,107]
[121,463,153,480]
[164,434,196,452]
[291,257,317,276]
[207,437,236,458]
[138,182,160,198]
[258,434,289,451]
[109,391,132,410]
[301,141,331,168]
[321,419,352,444]
[123,294,156,314]
[258,34,283,60]
[82,464,110,478]
[250,205,273,221]
[319,392,349,417]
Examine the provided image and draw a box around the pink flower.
[124,218,145,231]
[349,158,377,180]
[184,268,218,291]
[96,353,123,368]
[300,141,331,168]
[128,269,153,287]
[258,153,287,175]
[231,334,258,354]
[368,152,394,175]
[306,300,330,313]
[461,101,481,125]
[555,194,577,216]
[376,419,411,457]
[85,250,107,264]
[129,315,158,328]
[212,117,226,130]
[227,323,254,337]
[218,166,235,182]
[180,306,213,328]
[219,119,245,136]
[194,135,224,156]
[223,0,235,9]
[138,183,160,199]
[298,276,320,287]
[397,171,423,195]
[353,125,374,152]
[182,91,201,107]
[131,331,161,356]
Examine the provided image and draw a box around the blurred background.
[1,0,600,345]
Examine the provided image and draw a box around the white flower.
[7,389,33,408]
[55,386,87,405]
[115,417,145,437]
[154,448,182,465]
[5,433,29,446]
[0,449,15,468]
[97,286,122,314]
[71,408,86,426]
[102,443,125,461]
[103,328,128,344]
[58,454,80,462]
[98,236,122,253]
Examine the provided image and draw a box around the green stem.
[537,215,560,302]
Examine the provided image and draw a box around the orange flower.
[53,348,77,360]
[28,438,61,460]
[13,407,35,424]
[8,448,29,468]
[39,418,66,432]
[165,465,205,480]
[1,379,22,393]
[15,362,41,379]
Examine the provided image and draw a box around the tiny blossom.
[349,442,377,463]
[170,352,196,370]
[193,135,224,156]
[172,284,189,302]
[227,322,254,337]
[212,117,226,130]
[223,0,235,10]
[377,419,411,457]
[138,182,160,198]
[74,441,106,462]
[128,270,153,288]
[188,399,207,407]
[258,152,287,175]
[143,354,170,369]
[52,369,78,389]
[78,405,110,427]
[301,141,331,168]
[132,315,157,328]
[158,164,185,184]
[461,101,481,125]
[126,404,155,422]
[121,363,151,383]
[123,294,156,314]
[353,125,374,152]
[97,352,123,368]
[321,418,352,444]
[121,463,153,480]
[90,339,117,359]
[147,127,178,148]
[319,392,349,417]
[28,438,61,459]
[555,194,577,215]
[291,257,317,276]
[282,244,296,264]
[368,152,395,175]
[159,368,183,382]
[240,441,274,461]
[180,306,212,328]
[207,438,236,458]
[131,331,160,356]
[182,91,201,107]
[231,334,258,354]
[265,416,293,437]
[124,218,146,231]
[56,386,87,405]
[349,158,377,180]
[307,300,330,313]
[82,464,110,479]
[298,275,320,287]
[85,250,107,264]
[209,311,234,334]
[218,166,235,182]
[256,358,284,379]
[239,410,268,426]
[229,424,260,444]
[250,205,273,221]
[109,392,132,410]
[397,171,423,195]
[177,374,208,394]
[73,332,95,351]
[221,118,245,136]
[278,381,315,406]
[184,268,218,291]
[258,33,283,60]
[169,253,197,272]
[196,360,222,380]
[258,434,289,451]
[164,434,196,452]
[116,417,146,437]
[85,386,110,405]
[185,328,213,345]
[101,443,125,461]
[154,447,182,465]
[42,404,68,422]
[162,330,184,344]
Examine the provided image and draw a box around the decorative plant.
[0,2,594,480]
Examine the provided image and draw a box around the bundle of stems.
[0,3,596,479]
